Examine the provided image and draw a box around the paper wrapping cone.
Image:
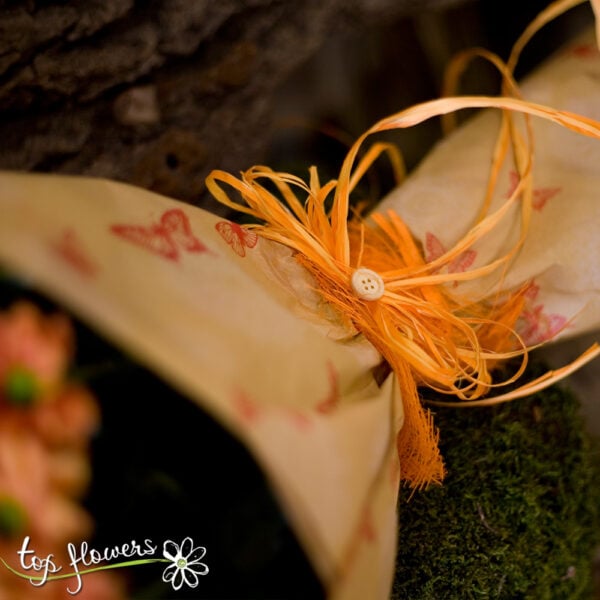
[0,173,402,598]
[0,23,599,600]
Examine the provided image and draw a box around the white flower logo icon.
[162,537,209,591]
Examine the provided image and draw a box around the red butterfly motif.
[51,229,98,277]
[425,232,476,275]
[506,171,561,211]
[516,282,567,345]
[523,281,541,302]
[232,389,262,424]
[570,43,599,59]
[215,221,258,257]
[518,305,567,345]
[110,208,209,262]
[232,389,314,430]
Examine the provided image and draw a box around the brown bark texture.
[0,0,466,209]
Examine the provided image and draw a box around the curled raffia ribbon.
[206,0,600,489]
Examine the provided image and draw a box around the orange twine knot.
[207,155,598,489]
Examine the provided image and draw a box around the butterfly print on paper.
[215,221,258,257]
[517,283,568,345]
[425,232,476,276]
[232,391,313,431]
[232,389,262,425]
[570,43,600,59]
[519,307,567,346]
[505,171,561,212]
[110,208,210,262]
[51,229,98,278]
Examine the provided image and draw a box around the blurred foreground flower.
[0,302,122,599]
[0,302,71,407]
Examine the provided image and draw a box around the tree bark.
[0,0,468,209]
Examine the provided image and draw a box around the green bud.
[4,367,39,407]
[0,497,27,539]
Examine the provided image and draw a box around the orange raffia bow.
[206,0,600,489]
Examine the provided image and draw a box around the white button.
[351,268,385,301]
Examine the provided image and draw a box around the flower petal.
[187,561,209,576]
[172,568,185,591]
[182,568,199,589]
[187,545,207,563]
[161,564,177,584]
[180,537,194,558]
[163,540,180,562]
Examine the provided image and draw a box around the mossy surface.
[393,366,600,600]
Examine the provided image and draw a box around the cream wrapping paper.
[0,21,599,600]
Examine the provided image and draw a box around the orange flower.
[0,303,71,408]
[32,385,99,449]
[0,303,125,598]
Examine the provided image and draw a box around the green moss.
[393,365,600,600]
